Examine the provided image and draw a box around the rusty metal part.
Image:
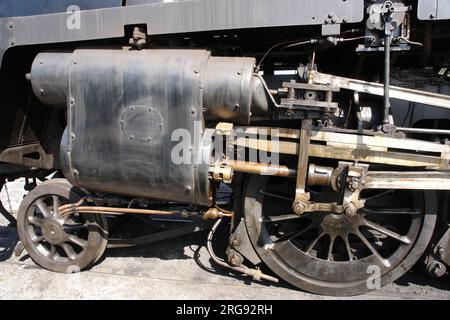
[228,160,335,188]
[0,143,56,170]
[232,130,450,168]
[341,163,368,217]
[206,218,278,283]
[209,164,234,183]
[308,164,334,187]
[236,126,450,156]
[299,201,343,215]
[224,160,296,177]
[279,81,340,114]
[292,120,313,215]
[227,218,262,266]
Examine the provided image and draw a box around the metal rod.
[365,171,450,190]
[396,127,450,135]
[383,33,391,124]
[310,71,450,110]
[225,160,296,177]
[295,119,312,199]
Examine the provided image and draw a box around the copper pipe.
[225,160,296,177]
[59,203,233,219]
[59,206,181,217]
[58,197,97,212]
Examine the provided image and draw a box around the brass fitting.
[203,207,233,220]
[209,164,234,184]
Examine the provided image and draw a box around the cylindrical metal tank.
[28,48,273,206]
[30,49,272,123]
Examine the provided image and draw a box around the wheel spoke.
[355,230,391,267]
[260,190,293,202]
[362,208,421,216]
[52,196,61,215]
[30,235,44,243]
[305,232,325,254]
[364,190,394,203]
[67,235,88,248]
[344,236,354,261]
[49,245,57,260]
[275,226,312,243]
[28,216,43,227]
[63,223,89,233]
[61,243,77,261]
[362,219,411,245]
[36,199,51,218]
[327,236,335,261]
[263,214,301,223]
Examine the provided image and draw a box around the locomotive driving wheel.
[17,179,108,273]
[244,175,438,296]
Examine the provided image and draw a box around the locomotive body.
[0,0,449,296]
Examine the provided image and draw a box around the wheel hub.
[320,213,360,237]
[42,219,65,245]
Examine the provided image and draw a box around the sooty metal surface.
[60,49,212,205]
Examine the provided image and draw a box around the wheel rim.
[25,195,90,263]
[245,175,436,295]
[17,179,107,273]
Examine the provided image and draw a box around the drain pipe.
[206,218,278,283]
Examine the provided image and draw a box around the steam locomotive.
[0,0,449,296]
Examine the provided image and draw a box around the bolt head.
[293,201,307,215]
[430,262,446,277]
[344,204,358,217]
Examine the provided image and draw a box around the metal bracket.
[228,218,262,266]
[292,119,312,215]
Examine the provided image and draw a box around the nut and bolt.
[429,262,446,278]
[344,204,358,217]
[229,254,241,266]
[293,201,307,215]
[437,246,444,259]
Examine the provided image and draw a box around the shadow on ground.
[0,225,18,262]
[395,269,450,291]
[2,221,449,294]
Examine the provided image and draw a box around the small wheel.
[244,175,438,296]
[17,179,108,273]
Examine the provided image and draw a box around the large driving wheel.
[17,179,108,273]
[244,175,437,296]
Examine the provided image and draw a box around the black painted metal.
[0,0,122,18]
